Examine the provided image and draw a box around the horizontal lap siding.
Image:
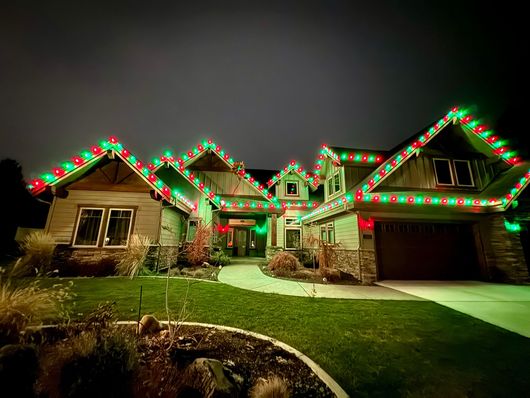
[160,208,183,245]
[47,190,161,244]
[334,213,359,250]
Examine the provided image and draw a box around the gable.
[27,136,195,212]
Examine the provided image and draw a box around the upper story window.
[285,181,299,196]
[327,166,343,198]
[433,158,474,187]
[73,207,134,248]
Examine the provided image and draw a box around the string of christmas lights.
[26,136,196,210]
[267,160,318,188]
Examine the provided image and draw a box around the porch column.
[271,214,277,246]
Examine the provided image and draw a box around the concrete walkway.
[378,280,530,338]
[218,258,422,300]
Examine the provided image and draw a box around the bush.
[268,252,300,275]
[250,376,290,398]
[210,250,231,266]
[0,281,70,345]
[186,225,211,266]
[116,234,151,278]
[11,231,56,277]
[0,344,39,398]
[38,331,138,398]
[61,257,117,277]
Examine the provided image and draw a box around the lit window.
[327,168,342,198]
[226,229,234,248]
[286,181,299,196]
[104,209,133,247]
[74,208,104,246]
[454,160,474,187]
[285,217,301,226]
[320,222,335,244]
[249,229,256,249]
[285,229,301,249]
[433,159,454,185]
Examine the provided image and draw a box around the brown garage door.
[375,221,480,280]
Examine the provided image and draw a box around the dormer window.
[327,166,343,198]
[286,181,299,196]
[433,158,474,187]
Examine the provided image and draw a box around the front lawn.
[47,277,530,397]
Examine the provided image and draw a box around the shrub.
[268,252,300,275]
[210,250,231,266]
[0,344,39,398]
[0,281,71,345]
[62,257,117,277]
[11,231,56,277]
[250,376,291,398]
[116,234,151,278]
[38,330,138,398]
[186,225,211,266]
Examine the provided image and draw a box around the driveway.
[377,280,530,338]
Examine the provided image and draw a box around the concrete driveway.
[377,280,530,338]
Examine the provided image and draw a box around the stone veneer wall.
[265,246,377,285]
[480,214,529,283]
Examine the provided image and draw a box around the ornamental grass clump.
[115,234,151,278]
[250,376,291,398]
[268,252,301,276]
[0,281,71,344]
[11,231,56,277]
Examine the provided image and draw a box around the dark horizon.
[1,1,526,178]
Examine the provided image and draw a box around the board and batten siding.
[46,190,162,244]
[276,173,310,201]
[160,208,184,246]
[203,171,261,197]
[333,213,360,250]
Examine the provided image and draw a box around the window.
[74,208,104,246]
[249,230,256,249]
[320,222,335,244]
[433,159,454,185]
[73,207,134,248]
[285,229,301,249]
[285,181,299,196]
[104,209,133,247]
[327,167,342,198]
[454,160,474,187]
[433,158,475,187]
[285,217,301,226]
[187,219,200,241]
[226,228,234,248]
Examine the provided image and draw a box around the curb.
[117,320,349,398]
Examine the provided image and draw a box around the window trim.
[433,158,455,186]
[186,218,201,242]
[453,159,475,187]
[102,208,134,248]
[320,222,335,244]
[284,227,302,250]
[326,166,344,200]
[284,217,301,227]
[285,180,299,197]
[72,207,105,248]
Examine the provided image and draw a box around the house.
[27,107,530,283]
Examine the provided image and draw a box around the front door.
[237,229,247,256]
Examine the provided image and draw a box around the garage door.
[375,221,480,280]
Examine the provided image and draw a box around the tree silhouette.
[0,159,48,261]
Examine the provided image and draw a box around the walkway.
[218,258,422,300]
[378,280,530,338]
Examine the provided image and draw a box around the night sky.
[0,1,526,179]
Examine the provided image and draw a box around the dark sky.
[0,1,526,178]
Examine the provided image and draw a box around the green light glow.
[504,220,521,233]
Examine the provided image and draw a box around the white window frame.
[285,180,299,197]
[73,207,105,248]
[284,228,302,250]
[186,218,201,241]
[320,222,335,244]
[284,217,301,226]
[103,208,134,248]
[326,166,344,200]
[433,158,455,186]
[453,159,475,187]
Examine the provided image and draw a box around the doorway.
[237,229,247,256]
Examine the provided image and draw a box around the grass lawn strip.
[41,277,530,398]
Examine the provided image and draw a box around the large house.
[27,107,530,283]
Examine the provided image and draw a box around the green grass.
[47,277,530,397]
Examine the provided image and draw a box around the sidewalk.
[218,259,422,300]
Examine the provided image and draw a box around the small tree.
[186,224,212,266]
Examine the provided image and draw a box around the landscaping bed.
[11,322,334,397]
[260,263,360,285]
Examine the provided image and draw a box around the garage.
[375,221,481,280]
